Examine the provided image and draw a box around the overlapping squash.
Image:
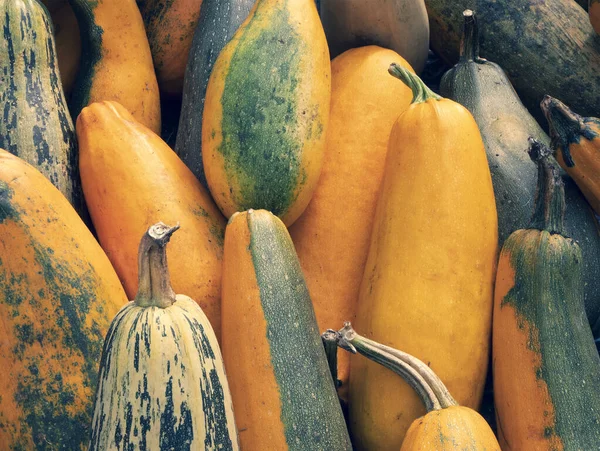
[0,149,127,449]
[77,101,226,338]
[202,0,331,226]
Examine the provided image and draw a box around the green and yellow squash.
[0,148,128,449]
[0,0,85,216]
[426,0,600,124]
[350,66,498,450]
[319,0,430,73]
[329,324,501,450]
[69,0,161,133]
[175,0,254,188]
[440,10,600,334]
[493,139,600,449]
[202,0,331,226]
[221,209,352,450]
[542,95,600,216]
[90,223,239,450]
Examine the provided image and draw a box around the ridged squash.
[137,0,203,95]
[591,0,600,33]
[77,101,226,338]
[318,0,430,73]
[542,95,600,216]
[175,0,254,188]
[330,324,501,451]
[202,0,331,226]
[69,0,161,133]
[493,139,600,449]
[0,148,127,450]
[440,10,600,334]
[0,0,85,216]
[90,223,239,450]
[350,66,498,450]
[51,1,81,95]
[289,46,414,400]
[426,0,600,124]
[221,210,352,450]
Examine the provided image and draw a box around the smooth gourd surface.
[0,149,127,450]
[289,46,414,400]
[221,210,352,450]
[202,0,331,226]
[350,96,498,450]
[591,0,600,33]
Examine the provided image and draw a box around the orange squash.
[289,46,414,400]
[77,101,225,338]
[350,65,498,450]
[591,0,600,34]
[0,148,127,449]
[69,0,161,134]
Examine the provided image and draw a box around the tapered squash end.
[541,95,583,167]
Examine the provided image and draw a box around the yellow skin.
[350,93,498,449]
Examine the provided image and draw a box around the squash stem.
[322,330,342,390]
[540,95,584,167]
[134,222,180,308]
[528,138,566,235]
[388,64,441,104]
[330,323,444,412]
[460,10,485,63]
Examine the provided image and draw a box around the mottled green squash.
[0,0,84,216]
[440,10,600,334]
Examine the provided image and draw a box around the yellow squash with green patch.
[202,0,331,226]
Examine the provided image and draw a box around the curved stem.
[329,323,444,412]
[528,138,566,235]
[388,64,441,104]
[541,95,586,168]
[321,330,341,389]
[134,222,180,308]
[460,10,485,63]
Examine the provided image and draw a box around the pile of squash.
[0,0,599,449]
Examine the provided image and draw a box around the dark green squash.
[175,0,254,188]
[440,10,600,334]
[426,0,600,125]
[0,0,85,217]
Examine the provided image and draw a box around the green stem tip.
[388,63,442,104]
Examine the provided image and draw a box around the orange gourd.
[77,101,225,338]
[591,0,600,34]
[289,46,414,399]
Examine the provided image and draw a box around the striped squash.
[90,223,239,450]
[202,0,331,226]
[0,0,85,216]
[0,148,127,450]
[221,209,352,450]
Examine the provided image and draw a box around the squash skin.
[440,12,600,334]
[202,0,331,226]
[542,96,600,216]
[591,0,600,33]
[350,73,498,450]
[0,0,85,216]
[319,0,430,73]
[288,46,414,400]
[426,0,600,124]
[0,148,127,450]
[137,0,204,95]
[77,101,226,339]
[175,0,254,188]
[221,210,352,450]
[69,0,161,134]
[400,406,500,450]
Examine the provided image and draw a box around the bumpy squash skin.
[591,0,600,33]
[400,406,500,451]
[69,0,161,134]
[137,0,203,95]
[0,0,85,216]
[289,46,414,401]
[319,0,430,73]
[221,210,352,450]
[427,0,600,124]
[77,101,226,338]
[493,229,600,449]
[440,13,600,334]
[350,77,498,450]
[202,0,331,226]
[175,0,254,188]
[0,149,127,450]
